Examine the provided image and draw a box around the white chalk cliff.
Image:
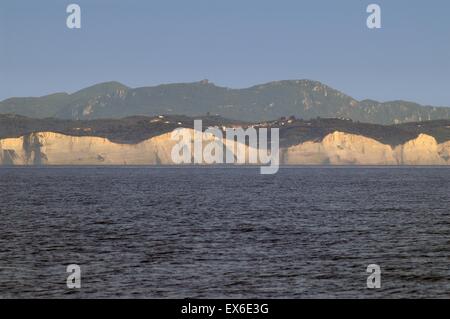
[283,132,450,165]
[1,130,449,165]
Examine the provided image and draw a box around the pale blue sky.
[1,0,449,106]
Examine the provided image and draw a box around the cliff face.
[0,132,177,165]
[1,131,450,165]
[283,132,450,165]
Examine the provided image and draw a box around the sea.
[0,166,449,298]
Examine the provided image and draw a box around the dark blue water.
[0,167,449,298]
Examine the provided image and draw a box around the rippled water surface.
[0,167,449,298]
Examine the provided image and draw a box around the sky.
[0,0,450,106]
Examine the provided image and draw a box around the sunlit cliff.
[1,130,449,165]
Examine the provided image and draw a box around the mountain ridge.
[1,79,449,124]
